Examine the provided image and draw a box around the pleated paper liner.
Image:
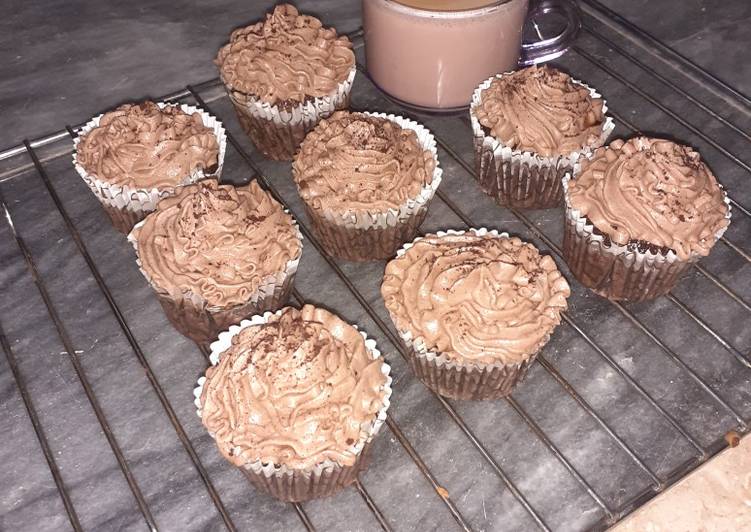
[561,172,732,302]
[295,112,443,261]
[469,73,614,209]
[223,66,356,161]
[194,308,393,502]
[72,102,227,234]
[384,228,567,400]
[128,211,302,344]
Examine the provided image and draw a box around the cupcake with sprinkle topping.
[216,4,356,160]
[470,65,613,209]
[195,305,392,501]
[129,179,302,343]
[382,228,570,400]
[293,110,442,261]
[563,136,731,301]
[73,101,226,233]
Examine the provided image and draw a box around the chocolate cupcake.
[470,66,613,209]
[382,229,570,400]
[216,4,355,161]
[563,137,731,302]
[128,179,302,343]
[194,305,392,502]
[73,101,226,234]
[292,111,442,261]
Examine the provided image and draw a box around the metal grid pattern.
[1,3,750,530]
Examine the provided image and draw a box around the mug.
[362,0,581,111]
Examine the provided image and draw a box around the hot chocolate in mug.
[363,0,581,111]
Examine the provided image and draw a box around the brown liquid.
[363,0,529,109]
[394,0,500,11]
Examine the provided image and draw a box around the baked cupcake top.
[568,137,729,260]
[215,4,354,105]
[199,305,388,469]
[131,179,301,308]
[474,66,605,157]
[293,111,435,214]
[77,101,219,189]
[382,231,570,366]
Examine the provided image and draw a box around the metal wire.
[40,134,238,531]
[0,325,84,532]
[505,397,613,516]
[693,264,751,314]
[292,504,317,532]
[1,18,749,531]
[579,0,751,112]
[186,89,480,531]
[189,60,751,516]
[354,480,393,532]
[570,44,751,214]
[386,417,473,532]
[665,294,751,369]
[187,87,540,532]
[580,25,751,143]
[432,123,748,432]
[435,188,666,488]
[0,189,158,531]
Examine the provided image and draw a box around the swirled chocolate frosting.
[77,101,219,189]
[293,111,435,213]
[568,137,729,260]
[475,66,605,156]
[216,4,354,104]
[382,232,570,366]
[199,305,388,469]
[133,179,301,308]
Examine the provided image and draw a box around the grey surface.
[0,0,361,151]
[2,2,751,532]
[1,0,750,150]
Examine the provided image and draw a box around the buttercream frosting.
[568,137,729,260]
[475,66,604,156]
[216,4,354,105]
[132,179,301,308]
[77,101,219,189]
[382,232,570,366]
[199,305,388,469]
[293,111,435,213]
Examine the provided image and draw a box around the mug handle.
[519,0,581,67]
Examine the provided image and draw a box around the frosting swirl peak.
[216,4,354,104]
[132,179,301,308]
[382,232,570,366]
[199,305,388,469]
[568,137,730,260]
[475,66,605,156]
[293,111,435,213]
[76,101,219,189]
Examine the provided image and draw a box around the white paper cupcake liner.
[193,307,392,501]
[224,66,356,161]
[128,210,303,343]
[296,112,443,260]
[72,102,227,233]
[469,73,615,209]
[320,112,443,229]
[561,168,732,301]
[384,228,567,400]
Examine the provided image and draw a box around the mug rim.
[376,0,518,18]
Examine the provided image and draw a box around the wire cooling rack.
[1,2,750,530]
